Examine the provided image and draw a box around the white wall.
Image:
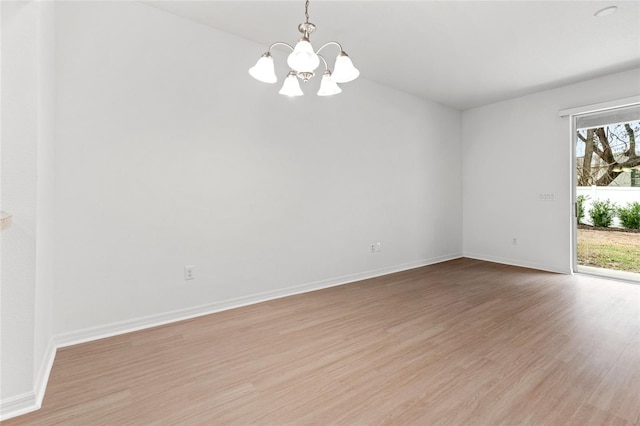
[33,0,56,403]
[53,1,462,336]
[0,0,55,411]
[1,2,37,401]
[463,68,640,273]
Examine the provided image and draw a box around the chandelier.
[248,0,359,97]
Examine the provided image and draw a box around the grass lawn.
[577,228,640,273]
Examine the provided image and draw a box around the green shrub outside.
[577,195,589,224]
[589,199,617,227]
[617,202,640,229]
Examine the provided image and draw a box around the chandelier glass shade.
[279,71,304,97]
[317,71,342,96]
[248,53,277,84]
[287,39,320,72]
[249,0,359,97]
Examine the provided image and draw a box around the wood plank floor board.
[587,329,640,424]
[3,258,639,425]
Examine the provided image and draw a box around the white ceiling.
[144,1,640,110]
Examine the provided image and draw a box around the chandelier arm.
[315,41,344,56]
[268,41,295,53]
[318,54,329,71]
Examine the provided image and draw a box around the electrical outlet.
[370,244,376,253]
[370,242,383,253]
[376,242,382,251]
[512,237,518,245]
[184,265,195,280]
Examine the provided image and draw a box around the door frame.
[559,96,640,275]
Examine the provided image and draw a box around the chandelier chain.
[305,0,310,23]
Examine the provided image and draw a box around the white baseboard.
[464,252,571,275]
[56,253,462,348]
[0,392,37,421]
[34,338,57,407]
[0,339,57,421]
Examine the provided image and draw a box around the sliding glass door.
[573,105,640,282]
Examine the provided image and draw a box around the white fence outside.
[577,186,640,227]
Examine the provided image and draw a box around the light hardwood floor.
[4,258,640,425]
